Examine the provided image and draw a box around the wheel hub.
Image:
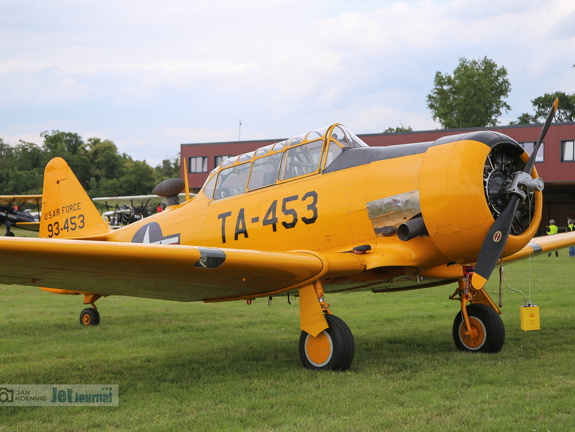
[459,318,486,350]
[304,332,333,367]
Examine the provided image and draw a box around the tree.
[383,125,413,133]
[40,130,91,187]
[8,141,45,193]
[13,141,43,172]
[513,91,575,124]
[0,131,180,197]
[0,139,15,192]
[6,167,42,195]
[87,138,127,182]
[154,155,180,182]
[120,160,157,195]
[427,57,511,129]
[41,130,85,156]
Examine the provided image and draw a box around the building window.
[215,155,234,167]
[519,141,544,163]
[561,140,575,162]
[189,156,208,173]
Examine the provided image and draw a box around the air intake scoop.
[153,178,184,207]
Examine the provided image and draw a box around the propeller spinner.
[472,98,559,289]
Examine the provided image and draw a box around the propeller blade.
[524,97,558,175]
[472,98,558,289]
[472,194,520,288]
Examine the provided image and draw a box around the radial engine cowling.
[417,131,542,264]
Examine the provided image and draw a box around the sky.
[1,0,574,166]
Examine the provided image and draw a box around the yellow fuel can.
[520,305,540,331]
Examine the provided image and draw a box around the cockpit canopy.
[202,124,367,200]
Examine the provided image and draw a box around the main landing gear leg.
[79,294,102,326]
[450,266,505,353]
[4,221,15,237]
[298,281,354,371]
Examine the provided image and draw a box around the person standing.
[547,219,559,257]
[568,219,575,257]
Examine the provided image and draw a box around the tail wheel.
[299,314,354,371]
[80,308,100,326]
[452,303,505,353]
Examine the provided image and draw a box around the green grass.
[1,250,574,431]
[3,226,39,238]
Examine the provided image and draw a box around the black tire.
[80,308,100,326]
[452,303,505,353]
[299,314,354,371]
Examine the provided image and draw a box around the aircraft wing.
[0,195,43,206]
[0,195,41,233]
[420,231,575,282]
[3,231,572,303]
[93,195,165,207]
[92,193,189,207]
[0,237,334,302]
[501,231,575,263]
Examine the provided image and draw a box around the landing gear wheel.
[80,308,100,326]
[299,314,354,371]
[452,303,505,353]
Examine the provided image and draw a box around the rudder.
[40,157,111,239]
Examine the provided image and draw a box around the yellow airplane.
[1,100,574,371]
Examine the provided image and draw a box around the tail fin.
[39,157,111,239]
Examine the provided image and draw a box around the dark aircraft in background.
[93,193,188,228]
[0,195,41,236]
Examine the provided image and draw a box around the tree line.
[0,130,179,196]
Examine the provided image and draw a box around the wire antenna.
[499,266,528,306]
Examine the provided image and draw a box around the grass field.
[1,245,574,431]
[2,226,39,238]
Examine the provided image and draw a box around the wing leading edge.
[0,237,333,302]
[501,231,575,263]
